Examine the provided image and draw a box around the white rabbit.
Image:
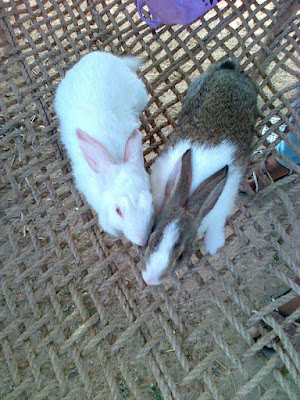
[54,51,153,246]
[142,60,258,285]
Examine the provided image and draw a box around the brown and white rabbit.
[142,60,258,285]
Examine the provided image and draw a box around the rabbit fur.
[142,60,258,285]
[55,51,153,246]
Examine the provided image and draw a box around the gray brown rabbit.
[142,60,258,285]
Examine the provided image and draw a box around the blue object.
[275,93,300,170]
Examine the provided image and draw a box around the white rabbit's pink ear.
[124,129,144,167]
[76,129,115,178]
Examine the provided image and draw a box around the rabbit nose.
[134,234,149,247]
[133,238,146,247]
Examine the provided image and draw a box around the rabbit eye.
[116,207,123,217]
[177,252,184,261]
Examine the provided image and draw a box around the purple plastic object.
[137,0,220,29]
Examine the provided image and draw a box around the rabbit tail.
[218,60,236,70]
[122,56,143,72]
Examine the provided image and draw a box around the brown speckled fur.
[168,61,258,167]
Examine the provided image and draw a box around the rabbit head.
[76,128,153,246]
[142,149,228,285]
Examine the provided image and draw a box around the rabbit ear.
[76,129,115,177]
[124,129,144,168]
[164,149,192,209]
[186,165,228,218]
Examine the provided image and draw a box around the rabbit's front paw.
[204,229,225,255]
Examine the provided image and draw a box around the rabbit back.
[169,61,258,163]
[55,51,148,162]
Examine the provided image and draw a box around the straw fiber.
[0,1,299,399]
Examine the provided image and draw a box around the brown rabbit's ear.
[163,149,192,209]
[186,165,228,219]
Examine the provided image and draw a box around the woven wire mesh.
[0,1,299,399]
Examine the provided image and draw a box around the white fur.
[142,221,180,285]
[121,56,143,72]
[150,140,241,255]
[54,51,153,246]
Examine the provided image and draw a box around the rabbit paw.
[204,230,225,255]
